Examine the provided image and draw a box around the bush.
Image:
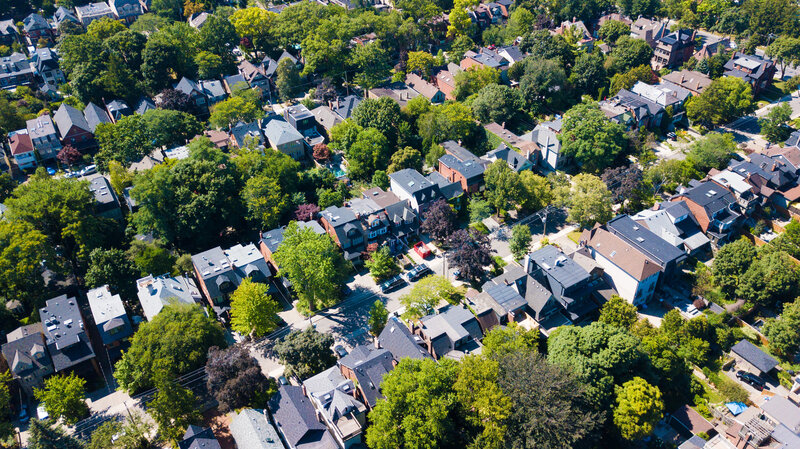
[711,373,749,403]
[777,370,793,389]
[470,221,490,235]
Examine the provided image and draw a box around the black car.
[380,275,406,293]
[736,370,765,390]
[405,263,433,282]
[334,345,348,358]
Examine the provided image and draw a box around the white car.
[81,164,97,176]
[36,405,48,421]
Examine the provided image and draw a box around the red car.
[413,242,432,259]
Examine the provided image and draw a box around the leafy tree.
[519,171,553,211]
[449,34,476,63]
[294,203,320,221]
[209,96,261,129]
[509,224,532,261]
[329,119,364,154]
[610,36,654,74]
[759,102,793,143]
[599,295,639,330]
[519,30,573,67]
[274,327,336,379]
[366,246,401,282]
[156,88,193,112]
[421,199,458,242]
[372,170,390,190]
[149,376,201,445]
[27,419,85,449]
[482,322,539,359]
[114,304,226,393]
[566,173,614,229]
[243,175,288,230]
[453,66,501,101]
[484,160,522,214]
[369,300,389,336]
[569,51,607,96]
[206,345,277,412]
[89,412,151,449]
[0,220,52,311]
[366,358,461,449]
[34,373,89,425]
[346,128,391,181]
[300,34,347,79]
[313,143,331,162]
[95,115,155,170]
[766,37,800,79]
[601,164,648,210]
[194,51,225,80]
[561,102,627,172]
[351,97,403,145]
[229,7,276,56]
[742,0,800,43]
[472,84,523,124]
[448,229,493,281]
[141,29,197,92]
[454,356,511,449]
[0,173,15,203]
[149,0,183,19]
[85,248,138,299]
[353,40,391,92]
[687,76,754,126]
[763,298,800,357]
[0,370,12,440]
[417,102,477,149]
[645,159,702,194]
[273,222,347,312]
[609,64,656,96]
[400,275,464,319]
[613,377,664,441]
[712,238,757,296]
[515,58,567,110]
[599,20,631,44]
[407,51,437,77]
[141,109,203,149]
[57,145,82,167]
[127,238,176,277]
[230,279,281,338]
[387,147,423,174]
[737,250,800,307]
[195,14,238,60]
[276,58,302,101]
[686,132,737,172]
[447,0,477,39]
[469,197,493,223]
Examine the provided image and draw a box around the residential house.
[238,60,271,94]
[605,214,687,284]
[367,82,419,107]
[652,29,696,70]
[108,0,142,22]
[554,19,594,51]
[525,245,601,322]
[661,70,713,96]
[259,221,326,272]
[438,154,485,194]
[22,13,52,44]
[223,73,248,93]
[174,77,208,111]
[596,13,631,33]
[497,45,525,66]
[723,52,776,96]
[338,345,395,410]
[600,88,665,130]
[358,187,420,245]
[192,243,271,313]
[89,176,122,219]
[39,295,97,374]
[83,102,112,133]
[728,154,799,209]
[9,131,36,170]
[522,118,562,172]
[483,123,541,166]
[53,7,79,28]
[405,73,446,103]
[672,181,742,246]
[187,11,210,29]
[134,97,156,115]
[331,95,361,120]
[473,265,558,329]
[228,409,283,449]
[230,121,264,148]
[484,144,533,173]
[106,99,132,121]
[53,103,94,149]
[710,169,761,213]
[416,305,483,360]
[630,17,669,47]
[1,324,53,396]
[694,36,730,61]
[435,67,458,101]
[425,171,464,206]
[0,53,35,88]
[730,340,778,376]
[86,285,132,355]
[346,197,390,249]
[200,79,227,104]
[75,2,116,27]
[388,168,441,213]
[460,48,509,78]
[268,385,339,449]
[178,425,222,449]
[203,129,230,150]
[0,20,18,46]
[761,396,800,435]
[376,316,432,363]
[284,104,324,146]
[136,274,201,321]
[303,367,367,448]
[31,48,65,86]
[632,201,711,256]
[311,105,343,133]
[630,80,692,124]
[579,226,662,306]
[670,405,717,441]
[264,118,306,160]
[319,206,366,264]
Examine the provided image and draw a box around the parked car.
[413,242,432,259]
[81,164,97,176]
[36,405,48,421]
[736,370,765,390]
[380,275,405,293]
[64,170,80,178]
[405,263,432,282]
[334,345,348,358]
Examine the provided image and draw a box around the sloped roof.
[581,227,661,281]
[268,385,338,449]
[730,340,778,373]
[9,132,34,156]
[229,409,282,449]
[54,103,91,137]
[23,13,49,32]
[263,119,303,147]
[83,102,111,132]
[338,345,395,408]
[377,317,432,361]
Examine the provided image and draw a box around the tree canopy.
[273,327,337,380]
[560,102,627,172]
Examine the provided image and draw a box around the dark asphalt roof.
[730,340,778,373]
[528,245,590,289]
[39,295,95,372]
[268,385,338,449]
[338,345,395,408]
[606,215,686,268]
[378,317,432,362]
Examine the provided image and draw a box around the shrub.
[470,221,490,235]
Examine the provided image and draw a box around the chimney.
[374,337,381,349]
[680,73,685,82]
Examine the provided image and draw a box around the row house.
[0,53,35,89]
[671,181,743,247]
[723,52,776,96]
[319,206,367,265]
[405,73,446,103]
[460,48,510,80]
[53,7,80,28]
[311,95,362,133]
[651,29,695,70]
[435,64,460,100]
[600,88,665,130]
[605,215,688,283]
[269,385,339,449]
[388,168,442,213]
[86,285,133,359]
[228,410,281,449]
[75,2,116,27]
[630,17,668,47]
[661,69,712,96]
[483,123,540,169]
[377,316,433,362]
[0,20,18,46]
[438,140,486,194]
[348,189,419,252]
[368,82,419,107]
[27,114,61,162]
[632,201,711,257]
[9,132,37,170]
[0,324,53,397]
[136,274,201,321]
[22,13,53,45]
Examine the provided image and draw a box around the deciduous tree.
[27,419,84,449]
[599,295,639,330]
[613,377,664,441]
[387,147,423,173]
[484,160,522,214]
[448,229,493,281]
[400,275,463,319]
[85,248,138,299]
[686,132,737,172]
[687,76,754,125]
[610,36,654,74]
[230,279,281,338]
[737,250,800,307]
[421,199,458,242]
[759,102,793,143]
[712,238,757,296]
[561,102,627,172]
[366,246,400,282]
[369,300,389,336]
[206,345,277,412]
[149,376,201,445]
[273,327,336,379]
[763,298,800,357]
[243,175,288,230]
[509,224,532,261]
[565,173,614,229]
[472,84,523,124]
[34,373,89,425]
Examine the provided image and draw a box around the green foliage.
[89,412,151,449]
[114,304,226,393]
[712,239,757,296]
[610,65,656,96]
[149,376,201,445]
[353,40,391,91]
[400,275,464,319]
[561,102,627,172]
[520,30,573,67]
[0,173,17,202]
[209,96,262,129]
[482,322,539,359]
[453,66,501,101]
[484,160,522,214]
[468,197,493,223]
[372,170,390,189]
[95,115,155,170]
[736,250,800,307]
[570,51,607,96]
[759,102,793,143]
[599,20,631,44]
[417,102,478,150]
[0,220,52,311]
[509,224,532,261]
[85,248,138,299]
[127,238,176,277]
[243,175,288,230]
[610,36,654,74]
[276,58,302,101]
[230,279,281,338]
[274,327,337,379]
[34,373,88,425]
[645,159,702,194]
[345,128,391,181]
[472,84,524,124]
[369,300,389,336]
[27,419,84,449]
[519,171,553,211]
[599,295,639,330]
[764,298,800,357]
[388,147,423,173]
[565,173,614,229]
[366,246,401,282]
[686,132,738,172]
[407,51,437,77]
[454,356,511,449]
[0,370,12,441]
[229,7,276,56]
[613,377,664,441]
[687,76,754,125]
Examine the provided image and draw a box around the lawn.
[567,230,582,244]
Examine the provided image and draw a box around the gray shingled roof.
[268,385,338,449]
[83,102,111,133]
[229,409,283,449]
[730,340,778,373]
[54,103,91,138]
[377,317,432,362]
[338,345,395,408]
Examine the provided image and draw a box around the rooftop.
[229,409,283,449]
[730,340,778,373]
[39,295,95,372]
[528,245,590,288]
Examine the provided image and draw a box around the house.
[376,316,432,363]
[229,409,284,449]
[761,396,800,435]
[405,73,446,103]
[0,53,35,88]
[303,367,367,448]
[630,17,669,47]
[174,77,208,111]
[694,36,730,61]
[652,29,696,70]
[134,97,156,115]
[106,100,132,122]
[723,52,776,96]
[22,13,52,44]
[338,345,395,409]
[89,176,122,219]
[31,48,65,86]
[259,221,326,272]
[284,104,323,146]
[416,305,483,360]
[483,123,541,166]
[136,274,201,321]
[661,70,713,96]
[1,324,53,396]
[435,68,458,101]
[367,82,419,107]
[605,215,687,281]
[672,181,742,247]
[54,103,94,149]
[460,49,509,76]
[0,20,18,46]
[484,144,533,173]
[191,243,271,313]
[178,425,222,449]
[187,11,210,29]
[579,226,662,306]
[331,95,361,120]
[426,172,464,206]
[264,119,306,160]
[200,79,227,104]
[388,168,441,213]
[554,19,594,51]
[311,105,344,133]
[347,197,391,248]
[670,404,717,440]
[9,132,36,170]
[319,206,366,264]
[525,245,601,321]
[53,7,80,28]
[600,88,665,130]
[75,2,116,27]
[203,130,230,150]
[83,102,112,133]
[632,201,711,256]
[630,81,691,116]
[438,154,485,194]
[360,187,420,244]
[521,118,562,172]
[497,45,525,66]
[474,265,558,328]
[39,295,97,374]
[238,60,271,93]
[223,73,248,94]
[231,121,264,148]
[710,169,760,213]
[728,154,798,208]
[109,0,142,22]
[86,285,133,353]
[730,340,778,376]
[268,385,339,449]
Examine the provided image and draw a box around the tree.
[353,40,391,92]
[27,419,84,449]
[194,50,224,79]
[206,345,277,412]
[149,376,201,445]
[766,37,800,79]
[469,197,493,223]
[209,96,261,129]
[114,304,226,393]
[366,246,401,282]
[561,102,627,172]
[373,170,390,189]
[498,352,602,449]
[156,88,193,112]
[89,412,151,449]
[0,370,12,441]
[421,199,458,242]
[519,171,553,211]
[520,30,573,67]
[400,275,463,319]
[601,165,647,210]
[737,250,800,307]
[229,7,276,56]
[609,64,656,95]
[346,128,391,181]
[448,229,493,281]
[599,20,631,44]
[484,160,522,214]
[509,224,532,261]
[453,66,501,101]
[273,222,347,312]
[686,132,737,172]
[454,356,511,449]
[274,327,336,379]
[712,238,757,296]
[94,115,155,170]
[599,295,639,330]
[230,279,281,338]
[351,97,403,145]
[687,76,754,126]
[0,173,15,203]
[515,58,566,110]
[566,174,614,229]
[447,0,476,39]
[366,358,461,449]
[0,220,52,311]
[474,84,524,124]
[417,102,477,149]
[645,159,701,194]
[387,147,423,173]
[569,51,607,96]
[759,102,793,143]
[85,248,138,299]
[57,144,82,167]
[613,377,664,441]
[313,143,331,162]
[763,298,800,357]
[406,51,436,77]
[243,175,288,230]
[294,203,320,221]
[610,36,654,74]
[34,373,89,425]
[482,322,539,359]
[127,238,176,277]
[276,57,302,101]
[369,300,389,336]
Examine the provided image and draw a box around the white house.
[136,274,201,321]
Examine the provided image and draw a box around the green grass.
[694,375,725,405]
[567,230,582,244]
